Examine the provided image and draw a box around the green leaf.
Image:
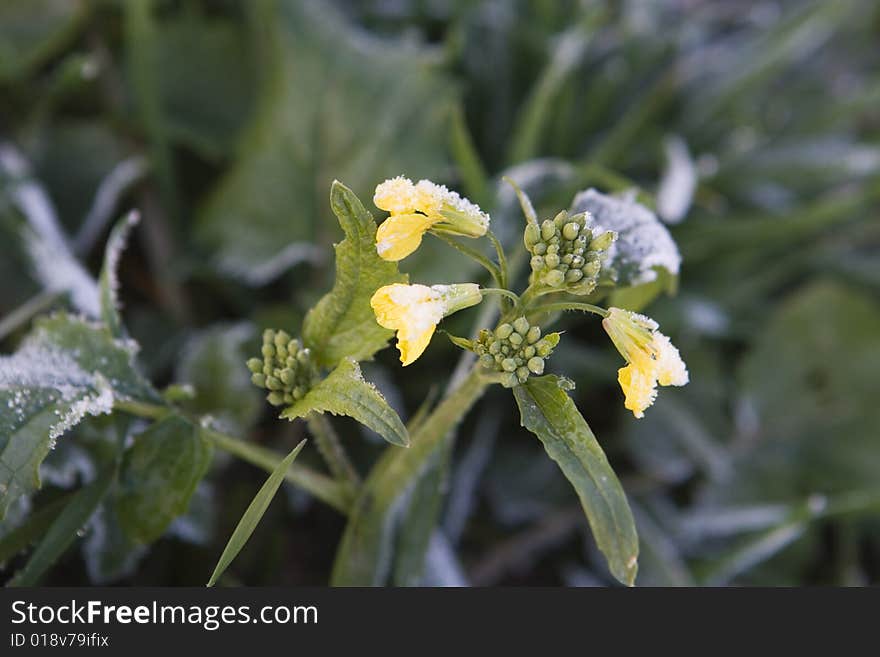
[7,465,116,586]
[175,323,262,435]
[331,370,485,586]
[513,375,639,586]
[152,12,257,158]
[570,188,681,288]
[0,313,158,518]
[301,182,407,367]
[0,0,89,82]
[99,211,139,338]
[196,0,457,282]
[0,493,71,564]
[116,416,213,543]
[207,440,306,587]
[607,267,678,312]
[280,358,408,448]
[391,441,452,586]
[721,281,880,503]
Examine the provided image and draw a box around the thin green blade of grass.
[207,439,306,587]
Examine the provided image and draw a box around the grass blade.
[207,440,306,587]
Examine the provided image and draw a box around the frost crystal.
[570,188,681,286]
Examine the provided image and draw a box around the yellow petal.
[370,284,446,365]
[375,213,436,261]
[397,323,437,366]
[374,176,419,214]
[618,363,657,419]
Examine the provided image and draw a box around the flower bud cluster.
[524,210,615,294]
[247,329,318,407]
[473,317,560,388]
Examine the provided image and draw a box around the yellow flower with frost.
[374,177,490,261]
[371,283,482,365]
[602,307,688,418]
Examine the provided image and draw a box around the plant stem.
[307,412,360,498]
[528,301,609,318]
[114,399,351,513]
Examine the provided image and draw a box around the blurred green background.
[1,0,878,586]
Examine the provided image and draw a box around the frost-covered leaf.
[175,323,262,435]
[702,281,880,507]
[82,500,147,584]
[513,375,639,586]
[0,143,100,316]
[0,313,158,518]
[280,357,408,447]
[116,415,213,544]
[99,211,139,338]
[301,182,407,367]
[657,136,696,225]
[196,0,456,281]
[570,188,681,287]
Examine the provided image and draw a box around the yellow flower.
[374,177,489,261]
[602,307,688,418]
[371,283,482,365]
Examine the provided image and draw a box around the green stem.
[485,230,509,289]
[528,301,609,318]
[307,412,360,497]
[114,399,351,513]
[431,231,502,287]
[479,287,520,306]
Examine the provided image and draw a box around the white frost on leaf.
[657,135,697,225]
[570,188,681,286]
[0,142,101,316]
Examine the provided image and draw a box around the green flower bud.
[501,358,517,372]
[563,222,580,240]
[267,391,285,406]
[526,326,541,343]
[544,270,565,287]
[480,354,495,368]
[590,230,616,251]
[530,255,544,271]
[566,268,584,283]
[544,253,560,269]
[513,317,530,334]
[536,340,554,357]
[541,220,556,242]
[524,223,541,248]
[533,242,547,255]
[509,332,523,346]
[265,376,282,391]
[274,330,291,348]
[495,323,514,339]
[501,373,519,388]
[516,366,530,382]
[251,373,266,387]
[527,357,545,375]
[261,344,275,358]
[523,346,536,359]
[553,210,567,228]
[247,358,263,374]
